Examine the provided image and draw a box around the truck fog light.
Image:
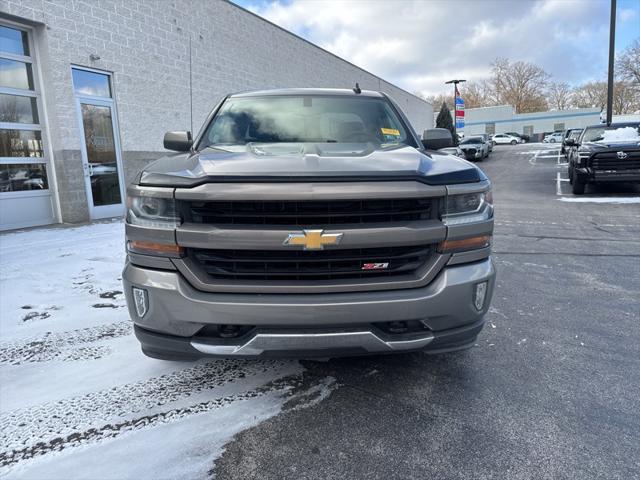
[132,287,148,318]
[474,282,488,311]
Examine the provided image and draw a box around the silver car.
[123,89,496,359]
[459,136,490,161]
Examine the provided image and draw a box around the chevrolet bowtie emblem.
[284,229,343,250]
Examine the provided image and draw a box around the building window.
[553,123,565,132]
[0,24,47,188]
[72,69,112,98]
[485,123,495,135]
[523,125,533,136]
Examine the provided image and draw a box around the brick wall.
[1,0,433,223]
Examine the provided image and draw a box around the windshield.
[461,137,482,144]
[581,124,640,143]
[569,130,582,139]
[198,95,415,150]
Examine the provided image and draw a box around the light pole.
[606,0,616,126]
[445,79,466,140]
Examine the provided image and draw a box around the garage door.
[0,22,55,231]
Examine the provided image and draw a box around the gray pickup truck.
[123,88,496,360]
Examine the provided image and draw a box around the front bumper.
[576,167,640,183]
[123,257,496,358]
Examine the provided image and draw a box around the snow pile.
[597,126,640,143]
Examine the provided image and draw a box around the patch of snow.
[596,126,640,143]
[5,394,287,480]
[0,221,328,478]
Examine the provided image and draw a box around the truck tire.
[571,170,585,194]
[510,140,517,145]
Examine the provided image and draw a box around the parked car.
[123,89,496,360]
[504,132,530,143]
[478,133,493,152]
[562,128,583,156]
[543,132,564,143]
[459,136,490,161]
[438,146,466,158]
[566,122,640,194]
[492,133,522,145]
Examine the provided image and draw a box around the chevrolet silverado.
[123,88,496,359]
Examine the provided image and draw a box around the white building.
[448,105,602,139]
[0,0,433,231]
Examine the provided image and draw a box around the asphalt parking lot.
[1,142,639,479]
[214,143,640,480]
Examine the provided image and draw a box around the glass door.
[72,67,125,219]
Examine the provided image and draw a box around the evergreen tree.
[435,102,456,145]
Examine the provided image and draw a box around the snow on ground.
[0,221,332,479]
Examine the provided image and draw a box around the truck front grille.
[181,198,435,225]
[590,150,640,171]
[188,245,434,281]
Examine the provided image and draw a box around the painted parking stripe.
[556,172,570,196]
[559,197,640,204]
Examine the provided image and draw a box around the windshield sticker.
[381,127,400,136]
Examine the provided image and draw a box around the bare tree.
[617,39,640,85]
[462,80,494,109]
[613,81,640,114]
[422,93,452,111]
[547,82,573,110]
[572,81,607,110]
[573,80,640,114]
[490,58,550,113]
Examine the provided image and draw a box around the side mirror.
[164,131,193,152]
[422,128,454,150]
[564,138,576,147]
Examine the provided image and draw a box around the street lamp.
[445,79,466,140]
[606,0,616,125]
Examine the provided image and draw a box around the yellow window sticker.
[381,127,400,136]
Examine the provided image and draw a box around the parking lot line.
[556,171,569,196]
[559,196,640,204]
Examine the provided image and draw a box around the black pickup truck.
[566,122,640,194]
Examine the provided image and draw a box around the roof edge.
[224,0,431,108]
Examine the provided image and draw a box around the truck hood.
[138,143,485,187]
[583,140,640,149]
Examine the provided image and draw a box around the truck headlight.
[577,150,591,167]
[442,190,493,225]
[126,194,180,229]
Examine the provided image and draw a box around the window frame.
[0,20,51,198]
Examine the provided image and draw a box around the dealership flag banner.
[455,85,465,130]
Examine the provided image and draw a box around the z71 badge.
[362,262,390,270]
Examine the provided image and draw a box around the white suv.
[543,132,564,143]
[492,133,522,145]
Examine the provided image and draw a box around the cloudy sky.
[233,0,640,97]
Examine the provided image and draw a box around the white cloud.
[619,7,638,22]
[245,0,616,96]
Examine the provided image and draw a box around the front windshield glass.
[581,124,640,142]
[461,137,482,144]
[569,130,582,139]
[198,95,414,149]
